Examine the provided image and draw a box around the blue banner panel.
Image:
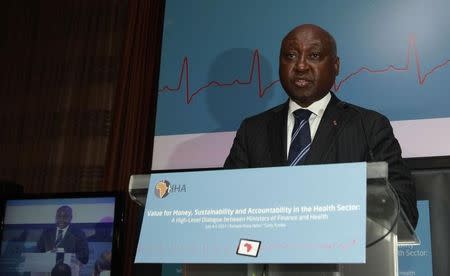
[152,0,450,170]
[398,200,433,275]
[156,0,450,136]
[135,163,367,264]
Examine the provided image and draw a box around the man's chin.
[289,90,329,106]
[289,94,314,107]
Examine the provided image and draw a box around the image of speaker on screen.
[37,205,89,265]
[1,196,118,275]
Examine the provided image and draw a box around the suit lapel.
[268,102,288,166]
[305,94,345,164]
[49,228,57,247]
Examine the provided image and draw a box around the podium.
[129,162,418,276]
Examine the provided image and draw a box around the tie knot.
[293,109,312,120]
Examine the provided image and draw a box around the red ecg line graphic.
[159,50,279,104]
[159,36,450,104]
[334,36,450,91]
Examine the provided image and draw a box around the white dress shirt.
[286,92,332,158]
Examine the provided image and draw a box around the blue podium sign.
[135,162,367,264]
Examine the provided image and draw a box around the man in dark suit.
[224,24,418,228]
[37,205,89,265]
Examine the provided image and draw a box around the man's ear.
[334,56,340,76]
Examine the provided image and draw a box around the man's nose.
[294,54,309,71]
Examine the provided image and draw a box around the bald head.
[283,24,337,57]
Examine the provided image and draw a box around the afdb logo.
[155,180,170,198]
[154,180,186,199]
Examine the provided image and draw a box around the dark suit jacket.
[37,225,89,264]
[224,93,418,228]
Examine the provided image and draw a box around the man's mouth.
[294,78,312,87]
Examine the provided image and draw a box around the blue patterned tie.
[55,229,64,263]
[288,109,312,166]
[55,229,63,245]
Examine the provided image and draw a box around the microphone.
[338,101,375,162]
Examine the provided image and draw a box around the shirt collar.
[288,92,331,117]
[57,225,70,232]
